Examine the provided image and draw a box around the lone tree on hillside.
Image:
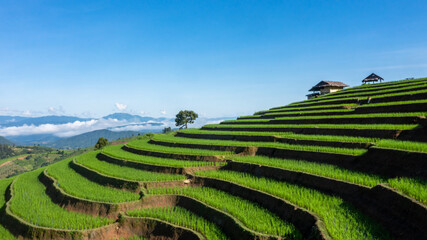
[94,137,108,150]
[162,127,172,133]
[175,110,198,129]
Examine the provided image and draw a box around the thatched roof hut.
[363,73,384,84]
[307,81,349,99]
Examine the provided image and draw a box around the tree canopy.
[175,110,198,129]
[94,137,108,150]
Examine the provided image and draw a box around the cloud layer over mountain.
[0,113,235,139]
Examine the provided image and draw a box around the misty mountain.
[0,136,15,145]
[0,115,91,127]
[0,116,29,125]
[6,134,62,146]
[47,129,157,149]
[103,113,169,122]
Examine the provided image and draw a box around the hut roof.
[363,73,384,83]
[309,81,349,92]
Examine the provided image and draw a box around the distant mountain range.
[0,136,15,145]
[0,113,235,149]
[47,129,157,149]
[0,115,92,127]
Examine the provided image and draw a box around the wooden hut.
[307,81,349,99]
[362,73,384,84]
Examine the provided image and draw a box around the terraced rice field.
[75,151,186,182]
[9,168,113,229]
[1,77,426,239]
[195,170,391,240]
[127,206,229,240]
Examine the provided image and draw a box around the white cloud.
[110,123,166,132]
[0,118,128,137]
[0,116,176,138]
[160,110,167,115]
[115,103,127,111]
[22,110,32,116]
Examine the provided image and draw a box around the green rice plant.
[103,145,226,167]
[127,138,234,156]
[307,83,427,101]
[75,151,186,182]
[222,119,271,123]
[153,134,367,155]
[229,156,426,203]
[238,115,262,119]
[9,168,113,229]
[327,80,427,97]
[266,103,359,114]
[377,139,427,153]
[263,108,355,116]
[230,156,384,187]
[195,170,391,240]
[203,123,419,130]
[0,178,17,239]
[180,129,379,143]
[387,178,427,205]
[291,88,427,107]
[358,99,427,108]
[47,159,140,203]
[225,112,427,123]
[148,186,301,239]
[127,206,229,240]
[273,112,427,120]
[283,78,427,107]
[263,103,358,113]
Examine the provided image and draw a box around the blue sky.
[1,0,427,118]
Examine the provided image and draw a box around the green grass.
[180,129,379,143]
[127,138,234,156]
[204,123,419,130]
[0,154,29,166]
[0,178,17,239]
[377,139,427,153]
[153,134,367,155]
[387,178,427,205]
[148,186,301,239]
[47,159,140,203]
[9,168,113,229]
[75,151,186,182]
[127,206,229,240]
[195,170,391,240]
[103,145,225,167]
[230,156,384,187]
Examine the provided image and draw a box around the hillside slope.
[46,129,143,149]
[1,77,426,240]
[0,136,14,145]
